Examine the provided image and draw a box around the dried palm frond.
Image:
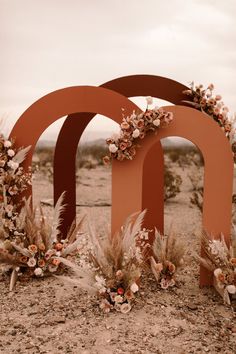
[48,191,66,246]
[57,211,146,313]
[152,228,184,268]
[12,146,31,164]
[0,248,22,267]
[197,231,231,270]
[55,257,97,294]
[149,227,185,289]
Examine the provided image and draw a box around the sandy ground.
[0,165,236,354]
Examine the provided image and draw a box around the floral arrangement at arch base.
[103,97,174,164]
[195,231,236,305]
[0,132,32,240]
[137,227,185,290]
[0,192,85,291]
[57,211,146,313]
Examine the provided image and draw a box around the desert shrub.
[164,166,182,201]
[164,145,204,168]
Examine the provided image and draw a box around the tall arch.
[54,75,190,235]
[112,105,234,286]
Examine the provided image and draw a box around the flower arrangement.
[103,97,174,164]
[57,211,146,313]
[145,228,185,289]
[0,133,32,239]
[0,192,85,290]
[196,231,236,305]
[182,83,236,161]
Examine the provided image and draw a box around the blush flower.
[153,119,160,127]
[120,302,132,314]
[4,140,12,148]
[7,149,15,157]
[27,257,36,267]
[34,267,43,277]
[146,96,153,105]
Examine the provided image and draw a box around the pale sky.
[1,0,236,141]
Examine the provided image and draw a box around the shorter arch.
[112,105,234,286]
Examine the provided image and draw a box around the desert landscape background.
[0,140,236,354]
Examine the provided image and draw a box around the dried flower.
[27,257,36,267]
[153,119,160,127]
[146,96,153,105]
[4,140,12,148]
[34,267,43,277]
[120,302,132,314]
[7,149,15,157]
[28,244,38,254]
[108,144,118,153]
[130,282,139,293]
[132,129,140,138]
[226,285,236,294]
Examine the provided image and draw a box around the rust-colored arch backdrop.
[9,76,234,286]
[54,75,189,236]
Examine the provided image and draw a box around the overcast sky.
[1,0,236,141]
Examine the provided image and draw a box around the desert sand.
[0,163,236,354]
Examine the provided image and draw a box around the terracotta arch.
[9,86,141,202]
[54,75,189,235]
[112,105,234,286]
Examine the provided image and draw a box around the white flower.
[27,257,36,267]
[4,140,12,148]
[146,96,153,105]
[7,149,15,157]
[48,264,58,272]
[95,274,106,289]
[120,302,132,314]
[109,144,118,153]
[213,268,222,277]
[132,129,140,139]
[153,119,160,127]
[130,282,139,293]
[114,295,123,303]
[34,267,43,277]
[7,160,19,170]
[226,285,236,294]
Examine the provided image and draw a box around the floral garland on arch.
[103,97,174,164]
[182,83,236,161]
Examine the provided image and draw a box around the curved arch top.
[54,75,190,235]
[9,85,141,154]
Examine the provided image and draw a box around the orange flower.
[54,243,63,251]
[51,258,61,266]
[119,142,128,151]
[230,258,236,266]
[28,244,38,254]
[217,273,225,283]
[121,121,130,130]
[125,289,134,300]
[20,255,28,263]
[103,156,110,165]
[38,259,46,268]
[38,243,46,252]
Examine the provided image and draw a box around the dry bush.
[164,166,182,201]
